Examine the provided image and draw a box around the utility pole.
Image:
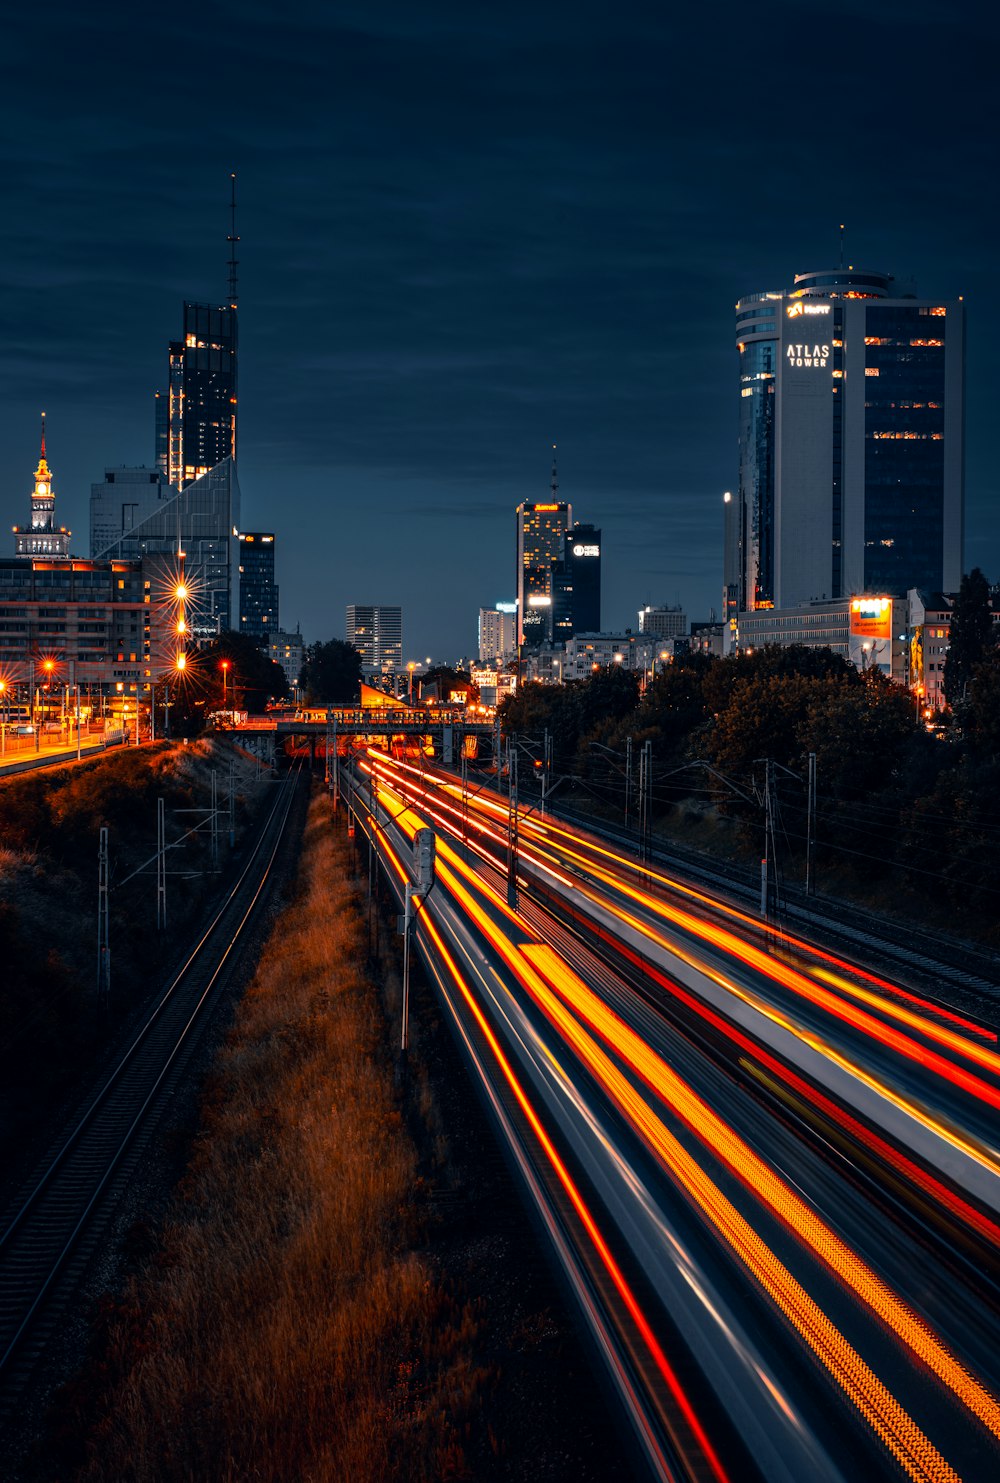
[331,717,339,810]
[761,758,775,918]
[625,736,633,832]
[97,825,110,1008]
[507,748,519,910]
[495,714,503,792]
[806,751,817,896]
[211,770,219,871]
[461,748,469,844]
[156,797,167,930]
[228,759,235,848]
[402,829,436,1059]
[540,728,552,816]
[639,739,653,862]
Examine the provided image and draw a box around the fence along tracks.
[0,763,302,1412]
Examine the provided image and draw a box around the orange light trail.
[416,839,967,1476]
[417,898,731,1482]
[521,942,1000,1444]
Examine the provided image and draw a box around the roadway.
[345,749,1000,1482]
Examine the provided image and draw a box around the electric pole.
[97,826,110,1008]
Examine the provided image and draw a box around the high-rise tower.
[727,264,964,621]
[14,414,71,557]
[155,177,239,489]
[515,450,572,647]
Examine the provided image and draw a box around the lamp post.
[407,661,417,704]
[0,678,6,757]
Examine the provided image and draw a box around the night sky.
[0,1,996,661]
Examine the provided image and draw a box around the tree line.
[499,569,1000,935]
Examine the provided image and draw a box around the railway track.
[0,763,303,1423]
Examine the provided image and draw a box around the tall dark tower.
[155,177,239,489]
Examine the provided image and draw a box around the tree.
[299,639,362,704]
[944,568,994,706]
[201,633,289,714]
[421,665,480,704]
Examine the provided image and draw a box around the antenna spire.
[839,222,845,270]
[40,410,46,459]
[550,443,558,500]
[227,172,239,307]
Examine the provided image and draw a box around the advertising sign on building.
[849,597,893,641]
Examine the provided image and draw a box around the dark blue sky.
[1,1,996,659]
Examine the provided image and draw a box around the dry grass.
[61,792,488,1483]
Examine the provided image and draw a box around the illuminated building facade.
[155,301,237,490]
[552,524,602,640]
[13,416,71,558]
[91,458,241,639]
[0,557,159,698]
[638,604,686,640]
[346,604,402,675]
[267,627,305,691]
[238,532,278,641]
[728,267,964,621]
[516,498,572,648]
[478,603,517,665]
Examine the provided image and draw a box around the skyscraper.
[91,459,241,638]
[346,605,403,674]
[238,532,278,641]
[728,265,964,620]
[552,523,602,639]
[13,415,71,558]
[155,302,238,489]
[515,454,572,647]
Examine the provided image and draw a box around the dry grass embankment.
[0,739,269,1166]
[55,792,488,1483]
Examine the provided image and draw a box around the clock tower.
[14,413,71,557]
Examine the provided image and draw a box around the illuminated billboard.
[849,596,892,641]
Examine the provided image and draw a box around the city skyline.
[0,4,996,659]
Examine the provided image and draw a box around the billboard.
[850,596,892,641]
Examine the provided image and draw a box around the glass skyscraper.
[155,301,238,490]
[727,267,963,622]
[515,500,572,647]
[238,532,278,641]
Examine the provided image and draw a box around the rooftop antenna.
[40,410,46,460]
[839,222,845,270]
[550,443,558,500]
[227,172,239,308]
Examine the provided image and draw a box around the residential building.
[13,416,71,558]
[346,604,402,675]
[728,266,964,623]
[267,627,305,692]
[907,589,952,712]
[478,603,517,665]
[238,531,278,641]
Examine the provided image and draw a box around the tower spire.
[227,172,239,307]
[40,410,46,460]
[839,222,845,270]
[550,443,558,500]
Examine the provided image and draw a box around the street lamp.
[407,661,417,704]
[221,659,230,716]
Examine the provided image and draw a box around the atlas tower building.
[726,262,964,621]
[515,450,572,647]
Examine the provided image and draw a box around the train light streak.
[521,943,1000,1443]
[512,946,962,1483]
[416,908,731,1483]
